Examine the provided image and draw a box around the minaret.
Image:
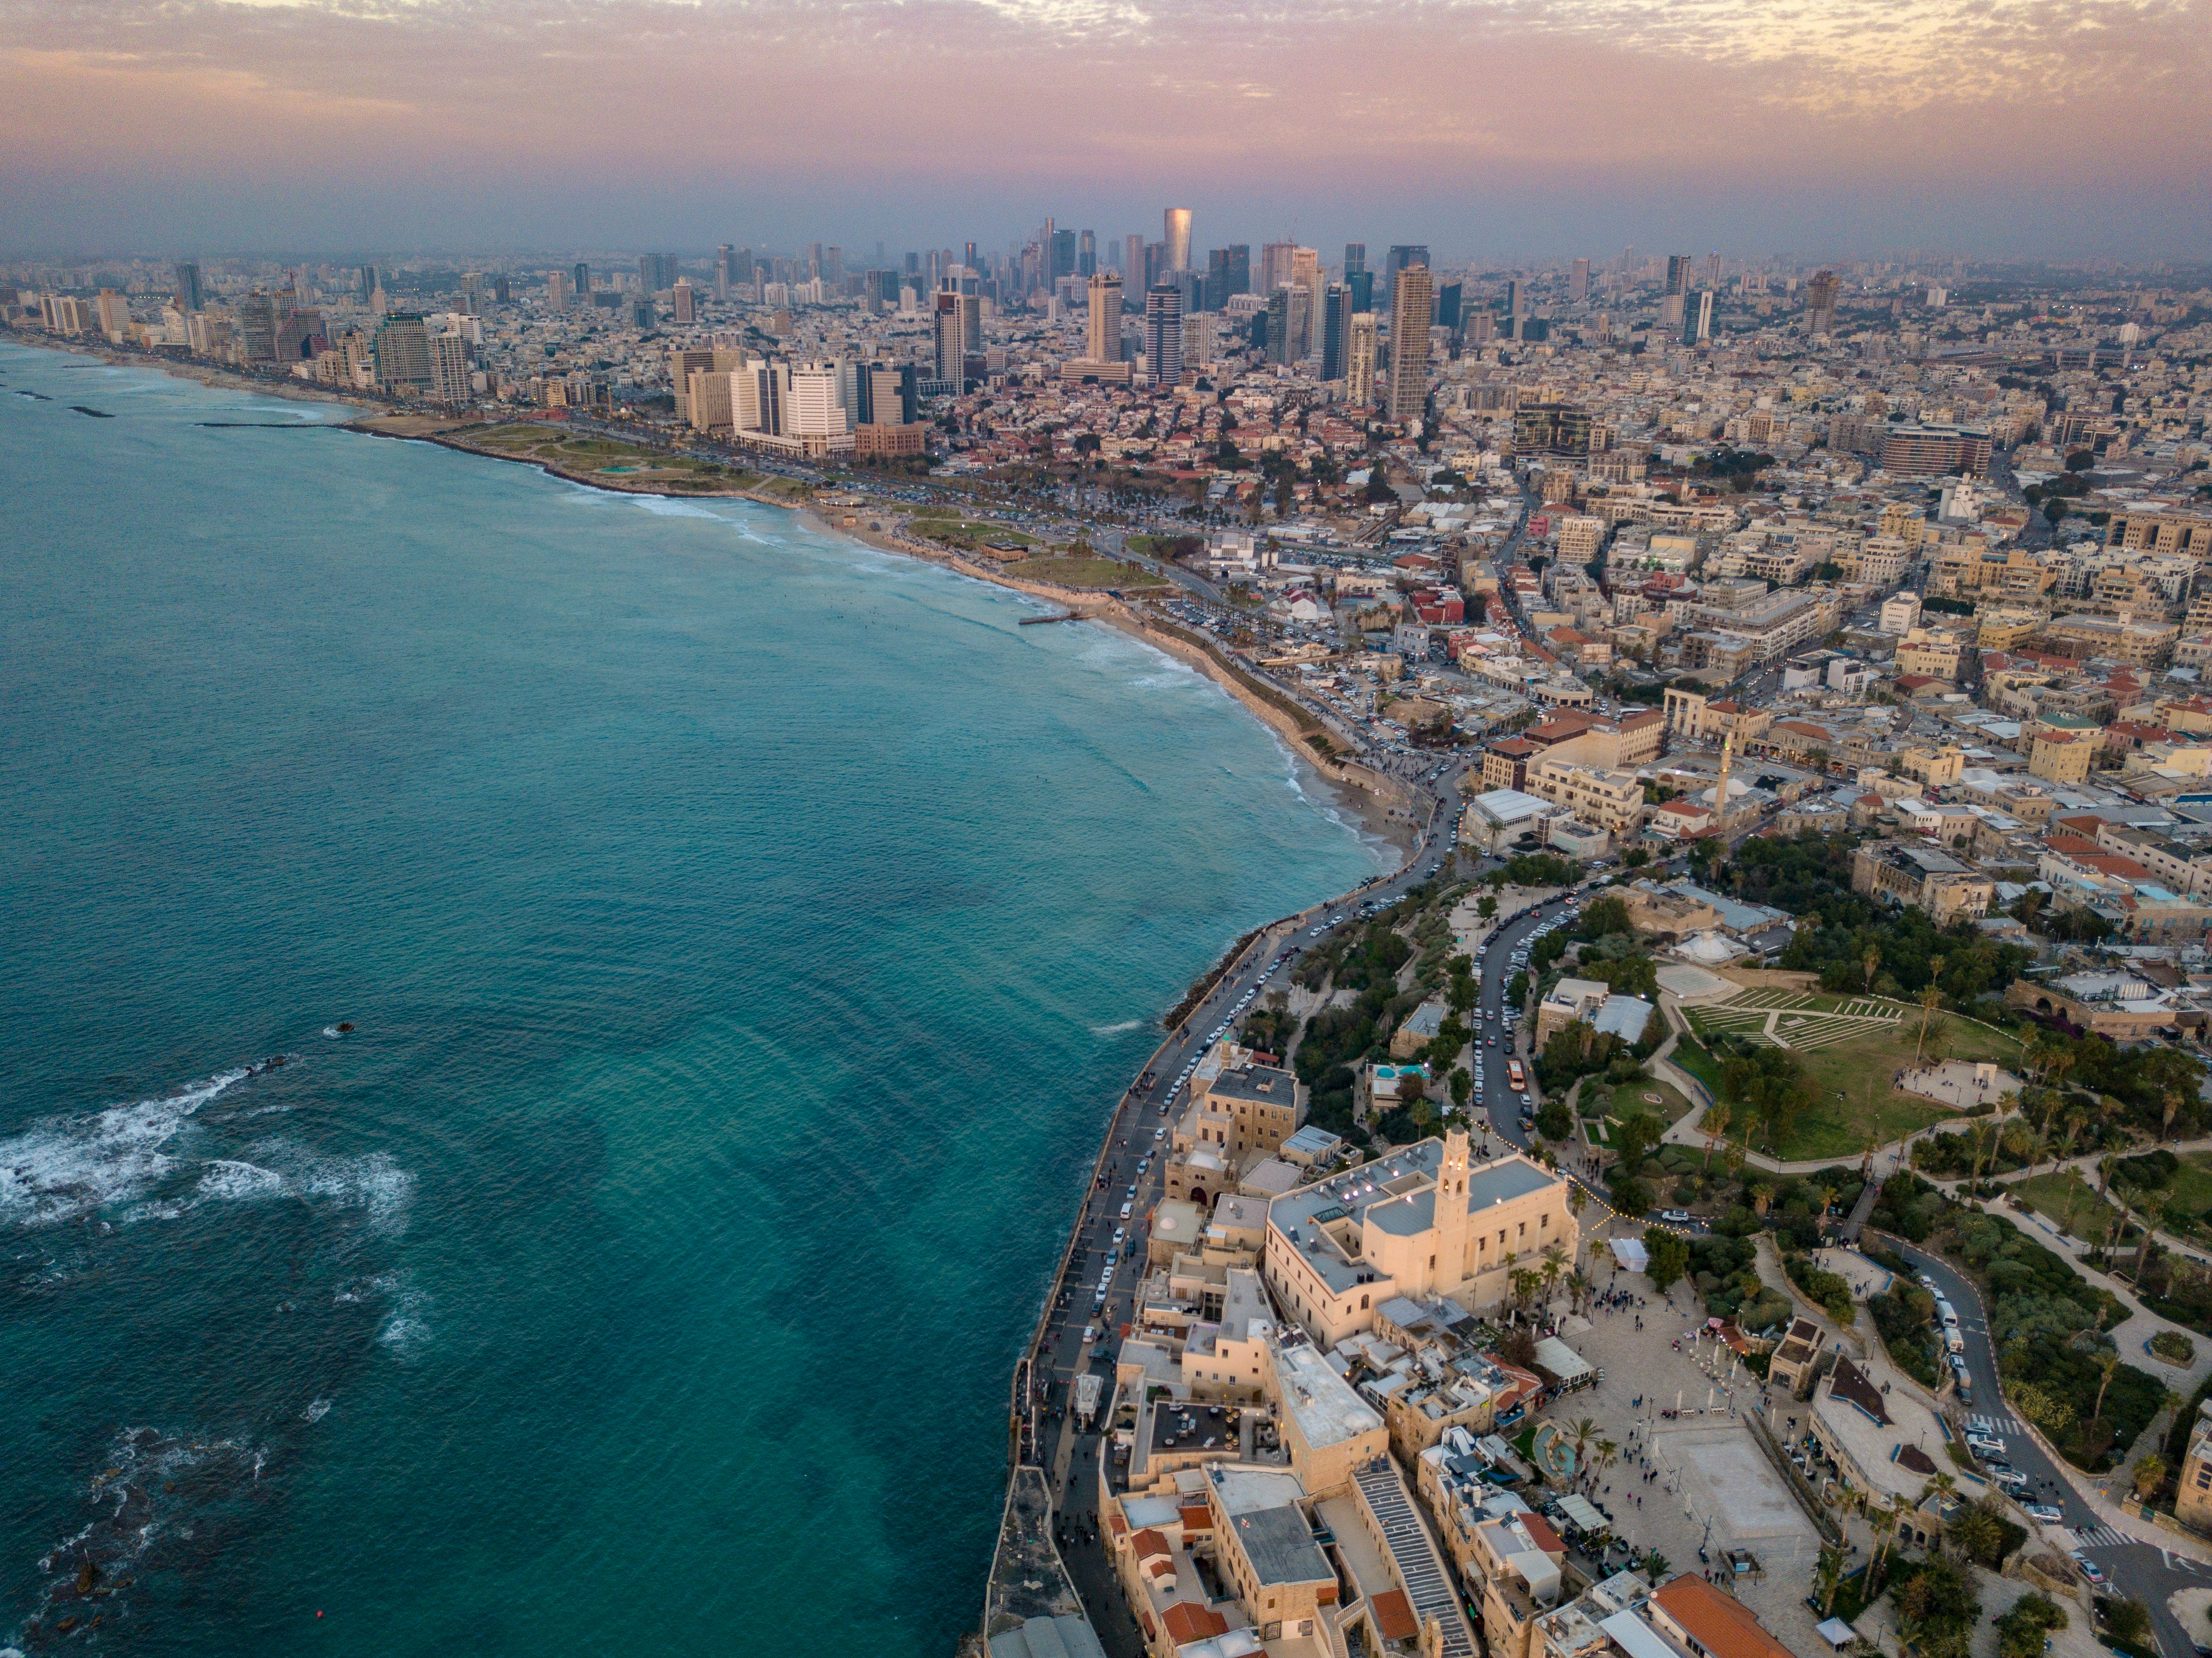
[1712,729,1734,836]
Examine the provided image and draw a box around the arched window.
[1361,1293,1370,1311]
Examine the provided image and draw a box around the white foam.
[0,1069,248,1227]
[305,1153,413,1233]
[623,494,725,520]
[194,1159,285,1204]
[1091,1020,1141,1036]
[304,1398,332,1424]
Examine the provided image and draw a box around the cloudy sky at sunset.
[5,0,2208,257]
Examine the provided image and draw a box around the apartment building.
[1661,686,1773,746]
[1164,1045,1306,1206]
[1894,625,1969,682]
[1880,424,1992,477]
[1525,755,1644,835]
[2032,613,2180,667]
[1850,841,1994,923]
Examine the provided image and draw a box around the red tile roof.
[1370,1589,1419,1643]
[1161,1603,1229,1644]
[1653,1574,1794,1658]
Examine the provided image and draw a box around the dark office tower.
[1437,281,1462,333]
[357,265,379,302]
[824,246,844,283]
[1705,251,1722,289]
[493,274,510,305]
[808,242,823,279]
[905,251,920,276]
[1145,284,1184,384]
[572,261,591,296]
[1569,258,1590,303]
[1078,230,1096,278]
[1124,234,1144,286]
[640,253,678,292]
[1051,229,1077,284]
[1344,243,1367,278]
[1347,269,1373,313]
[1384,245,1428,310]
[173,262,204,311]
[1204,248,1231,312]
[1504,278,1526,321]
[1322,284,1350,380]
[1666,254,1691,294]
[1805,268,1839,335]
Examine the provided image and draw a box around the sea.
[0,342,1385,1656]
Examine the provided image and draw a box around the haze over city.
[4,0,2210,254]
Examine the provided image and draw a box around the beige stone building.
[1525,755,1645,835]
[1263,1132,1576,1347]
[1163,1043,1307,1207]
[2028,723,2097,785]
[1894,624,1969,681]
[1850,841,1994,923]
[1661,685,1771,745]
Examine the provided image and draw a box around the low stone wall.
[1716,968,1822,991]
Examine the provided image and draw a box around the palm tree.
[1913,965,1945,1064]
[1862,944,1881,993]
[2061,1107,2089,1165]
[1570,1416,1597,1480]
[1569,1270,1592,1316]
[1815,1543,1850,1616]
[1750,1183,1774,1217]
[2091,1350,2124,1436]
[1811,1185,1837,1234]
[1701,1102,1731,1172]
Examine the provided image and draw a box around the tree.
[1641,1549,1669,1586]
[2133,1452,2167,1499]
[1815,1543,1849,1617]
[1700,1102,1730,1171]
[1450,1067,1472,1109]
[1863,943,1881,992]
[1914,963,1945,1064]
[2090,1349,2124,1434]
[1477,894,1497,921]
[1643,1226,1692,1292]
[2101,1598,2152,1647]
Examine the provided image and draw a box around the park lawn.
[1005,557,1166,590]
[910,516,1033,552]
[1744,1009,2019,1162]
[2005,1170,2124,1243]
[1605,1077,1695,1128]
[1670,1031,1725,1099]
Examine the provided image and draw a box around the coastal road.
[1879,1240,2205,1658]
[1022,746,1477,1650]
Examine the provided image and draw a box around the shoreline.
[4,334,376,412]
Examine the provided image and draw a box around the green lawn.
[1686,995,2020,1162]
[1005,556,1166,590]
[909,516,1033,552]
[1670,1031,1725,1099]
[1603,1077,1694,1127]
[2006,1170,2124,1242]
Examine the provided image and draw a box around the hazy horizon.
[6,0,2210,263]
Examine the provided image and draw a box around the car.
[1153,1127,1165,1140]
[2026,1503,2063,1523]
[1660,1210,1692,1224]
[1916,1272,1936,1289]
[2072,1552,2106,1585]
[1966,1432,2006,1458]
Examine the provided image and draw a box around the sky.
[4,0,2210,261]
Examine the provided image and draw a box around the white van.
[1120,1202,1133,1220]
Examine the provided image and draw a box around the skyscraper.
[671,279,695,324]
[1163,208,1193,273]
[1291,248,1322,355]
[1504,278,1527,323]
[1051,229,1077,284]
[173,262,204,312]
[1705,252,1722,289]
[1343,243,1367,279]
[1346,313,1378,407]
[1384,246,1429,313]
[933,284,977,388]
[1665,254,1691,294]
[1387,263,1432,423]
[1145,284,1184,384]
[372,313,433,393]
[1569,259,1589,303]
[1124,234,1144,287]
[1322,284,1350,381]
[1078,230,1096,278]
[1689,289,1714,345]
[1259,241,1296,298]
[356,265,378,303]
[1086,272,1123,362]
[1805,269,1840,336]
[640,253,679,293]
[1204,245,1249,311]
[572,262,591,298]
[1436,281,1462,334]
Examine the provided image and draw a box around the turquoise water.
[0,345,1383,1656]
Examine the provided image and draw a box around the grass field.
[1684,990,2019,1162]
[464,423,788,495]
[908,515,1033,553]
[2006,1170,2124,1242]
[1004,557,1166,590]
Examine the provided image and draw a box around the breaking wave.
[0,1071,248,1228]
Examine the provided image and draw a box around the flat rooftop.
[1270,1141,1559,1294]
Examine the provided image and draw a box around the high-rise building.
[429,333,472,405]
[1346,313,1378,407]
[1322,284,1350,381]
[671,279,696,324]
[460,272,485,315]
[933,283,980,388]
[1291,248,1322,354]
[356,265,378,303]
[1145,284,1184,384]
[372,313,433,393]
[1436,280,1462,334]
[1689,289,1714,345]
[546,270,571,306]
[237,291,279,362]
[1504,278,1527,322]
[1705,252,1722,289]
[572,262,591,298]
[1346,268,1373,313]
[1163,208,1193,273]
[1204,245,1249,311]
[1180,312,1215,371]
[1386,263,1432,423]
[1384,246,1429,313]
[1343,243,1367,279]
[1085,272,1124,362]
[1259,241,1296,298]
[1805,269,1840,336]
[1569,259,1589,303]
[1051,229,1077,284]
[639,253,679,294]
[173,262,204,312]
[1078,230,1096,278]
[1124,234,1144,286]
[1666,254,1692,295]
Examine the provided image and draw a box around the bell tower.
[1437,1126,1473,1293]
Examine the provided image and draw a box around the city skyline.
[4,0,2210,257]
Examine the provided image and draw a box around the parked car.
[2025,1503,2063,1523]
[1660,1210,1692,1224]
[2072,1552,2106,1586]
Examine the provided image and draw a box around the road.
[1877,1239,2208,1658]
[1022,748,1475,1655]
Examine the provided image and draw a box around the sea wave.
[624,494,726,520]
[0,1069,248,1228]
[1090,1020,1142,1036]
